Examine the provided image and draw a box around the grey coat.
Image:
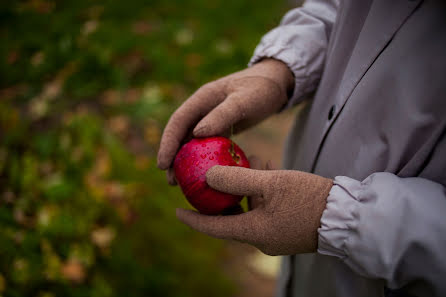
[249,0,446,296]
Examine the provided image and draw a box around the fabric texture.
[176,164,333,256]
[319,174,446,297]
[249,0,339,107]
[249,0,446,296]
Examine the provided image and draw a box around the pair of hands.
[157,59,333,255]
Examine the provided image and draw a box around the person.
[157,0,446,296]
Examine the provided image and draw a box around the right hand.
[176,157,333,256]
[157,58,294,184]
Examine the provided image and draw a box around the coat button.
[328,105,336,120]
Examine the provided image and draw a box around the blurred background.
[0,0,298,296]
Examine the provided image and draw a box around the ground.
[0,1,295,295]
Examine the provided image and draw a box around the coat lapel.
[309,0,423,172]
[335,0,423,108]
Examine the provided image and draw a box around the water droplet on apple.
[209,155,214,160]
[200,154,206,159]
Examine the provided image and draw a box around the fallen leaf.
[7,51,19,65]
[31,51,45,66]
[100,89,121,106]
[186,53,202,68]
[0,273,5,292]
[134,155,150,170]
[91,227,115,249]
[108,115,130,135]
[104,182,124,202]
[82,20,99,36]
[61,260,85,283]
[132,20,153,35]
[124,88,141,103]
[144,123,161,146]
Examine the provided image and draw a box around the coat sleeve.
[318,173,446,297]
[249,0,340,107]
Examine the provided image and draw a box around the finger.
[206,166,268,197]
[248,193,264,211]
[193,93,244,137]
[157,83,224,169]
[248,155,263,170]
[176,208,259,243]
[166,167,177,185]
[266,160,276,170]
[247,155,264,210]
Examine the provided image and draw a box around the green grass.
[0,0,289,296]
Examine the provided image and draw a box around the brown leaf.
[107,115,130,135]
[124,88,141,103]
[82,20,99,36]
[186,53,202,68]
[91,227,115,249]
[104,182,124,202]
[144,123,161,146]
[31,51,45,66]
[19,0,55,14]
[7,51,19,65]
[132,20,153,35]
[134,155,150,170]
[61,260,85,283]
[100,89,121,106]
[0,273,5,292]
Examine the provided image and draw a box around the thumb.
[206,165,268,197]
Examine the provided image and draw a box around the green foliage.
[0,0,288,296]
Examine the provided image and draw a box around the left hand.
[176,161,333,256]
[156,59,294,185]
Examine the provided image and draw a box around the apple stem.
[230,125,235,152]
[229,125,240,163]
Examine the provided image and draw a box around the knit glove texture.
[157,59,294,184]
[176,160,333,256]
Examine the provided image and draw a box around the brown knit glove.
[157,59,294,184]
[176,162,333,256]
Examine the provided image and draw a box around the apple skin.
[173,136,250,215]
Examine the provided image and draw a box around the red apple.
[173,136,250,215]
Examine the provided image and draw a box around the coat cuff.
[317,176,363,258]
[248,30,325,109]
